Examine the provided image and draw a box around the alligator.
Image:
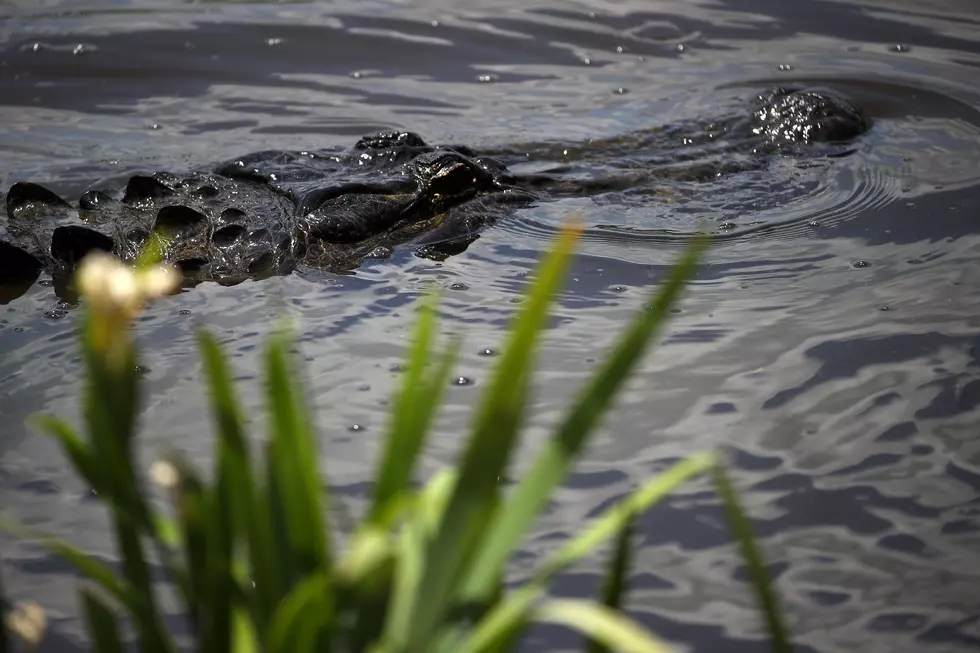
[0,85,870,301]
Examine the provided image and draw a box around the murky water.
[2,0,980,651]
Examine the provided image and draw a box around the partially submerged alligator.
[0,85,870,299]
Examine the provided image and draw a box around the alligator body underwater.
[0,85,870,300]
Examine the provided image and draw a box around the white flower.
[74,252,180,365]
[149,459,180,490]
[76,252,180,318]
[5,601,46,648]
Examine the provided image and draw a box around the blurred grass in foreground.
[0,224,791,653]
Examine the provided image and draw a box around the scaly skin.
[0,86,870,298]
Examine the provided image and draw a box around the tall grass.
[0,225,791,652]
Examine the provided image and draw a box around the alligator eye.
[427,161,478,195]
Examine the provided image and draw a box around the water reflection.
[2,1,980,652]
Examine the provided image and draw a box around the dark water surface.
[2,0,980,651]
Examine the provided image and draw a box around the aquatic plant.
[0,224,790,652]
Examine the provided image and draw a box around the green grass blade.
[457,454,712,653]
[454,585,540,653]
[266,573,332,653]
[538,454,713,582]
[711,462,793,653]
[164,457,209,642]
[264,328,333,625]
[0,563,9,653]
[0,518,131,608]
[383,518,426,649]
[31,417,102,495]
[370,294,457,523]
[80,587,126,653]
[406,223,583,649]
[198,330,280,634]
[232,601,260,653]
[536,600,675,653]
[134,232,171,268]
[381,471,453,650]
[335,527,393,586]
[587,517,634,653]
[78,310,174,653]
[461,234,707,601]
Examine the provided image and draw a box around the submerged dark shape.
[0,86,871,301]
[750,86,871,147]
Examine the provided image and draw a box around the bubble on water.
[266,38,284,47]
[879,306,891,312]
[178,309,191,316]
[56,301,74,310]
[13,326,24,333]
[390,363,405,373]
[614,87,629,95]
[38,279,53,287]
[587,11,596,18]
[478,348,497,357]
[852,260,871,269]
[357,383,371,392]
[615,46,625,54]
[454,376,474,386]
[890,44,911,53]
[719,222,737,231]
[43,309,67,320]
[676,44,686,53]
[611,285,627,293]
[808,221,820,228]
[349,424,363,432]
[476,74,498,83]
[73,44,96,55]
[778,63,793,71]
[450,282,469,290]
[581,57,592,65]
[431,20,440,27]
[149,124,161,130]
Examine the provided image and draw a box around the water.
[2,0,980,651]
